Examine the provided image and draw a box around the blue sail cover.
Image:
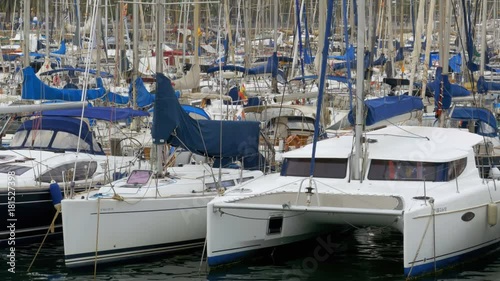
[477,76,500,93]
[427,67,471,109]
[330,45,355,60]
[467,61,499,72]
[207,65,247,74]
[129,77,155,107]
[28,40,67,60]
[450,107,497,137]
[38,107,149,121]
[372,53,387,66]
[331,51,370,71]
[148,105,211,120]
[449,53,462,73]
[152,73,263,169]
[22,67,106,101]
[348,95,424,126]
[207,55,280,76]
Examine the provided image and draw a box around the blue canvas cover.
[104,91,129,104]
[449,53,462,73]
[450,107,497,137]
[427,67,471,109]
[152,73,263,170]
[148,105,210,120]
[330,45,355,60]
[12,116,103,154]
[129,77,155,107]
[477,76,500,93]
[348,95,424,126]
[39,67,113,78]
[21,67,106,101]
[38,107,149,122]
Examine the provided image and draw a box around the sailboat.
[0,106,150,245]
[60,73,265,267]
[206,0,500,278]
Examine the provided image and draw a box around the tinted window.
[38,161,98,183]
[0,164,30,175]
[281,158,348,178]
[368,158,467,182]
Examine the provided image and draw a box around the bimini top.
[9,116,104,155]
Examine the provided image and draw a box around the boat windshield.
[367,158,467,182]
[281,158,348,178]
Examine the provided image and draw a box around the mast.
[385,0,395,78]
[23,0,30,67]
[133,0,139,111]
[353,0,366,181]
[194,2,200,66]
[45,0,50,58]
[310,0,333,178]
[244,0,251,70]
[421,0,436,102]
[73,0,81,50]
[271,0,278,93]
[479,0,488,78]
[154,0,165,176]
[408,0,426,96]
[223,0,234,64]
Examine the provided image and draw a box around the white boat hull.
[62,194,214,267]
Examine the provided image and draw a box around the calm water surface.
[2,227,500,281]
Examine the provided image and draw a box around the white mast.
[479,0,488,78]
[408,0,427,96]
[353,0,366,181]
[421,0,436,102]
[23,0,31,67]
[385,0,395,78]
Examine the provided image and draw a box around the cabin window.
[37,161,98,183]
[220,180,236,188]
[126,170,152,184]
[52,132,91,151]
[281,158,348,178]
[236,176,254,183]
[368,158,467,182]
[205,180,235,190]
[25,130,53,148]
[10,130,28,147]
[0,164,30,175]
[448,158,467,181]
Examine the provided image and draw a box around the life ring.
[52,75,61,86]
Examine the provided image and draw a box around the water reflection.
[2,227,500,281]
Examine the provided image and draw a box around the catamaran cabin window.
[281,158,348,178]
[37,161,98,183]
[368,158,467,181]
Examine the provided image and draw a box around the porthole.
[461,212,475,222]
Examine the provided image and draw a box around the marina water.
[2,227,500,280]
